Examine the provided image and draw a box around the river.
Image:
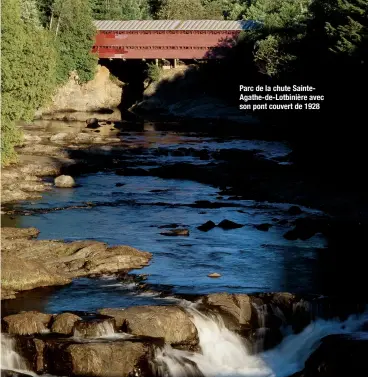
[2,119,366,377]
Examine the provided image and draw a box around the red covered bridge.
[92,20,258,60]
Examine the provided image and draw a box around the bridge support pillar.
[155,58,159,66]
[173,59,178,69]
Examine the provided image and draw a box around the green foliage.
[157,0,205,19]
[90,0,151,20]
[147,63,161,82]
[90,0,123,19]
[202,0,250,20]
[1,0,58,164]
[52,0,98,83]
[21,0,42,26]
[120,0,151,20]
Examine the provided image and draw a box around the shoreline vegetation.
[2,0,366,169]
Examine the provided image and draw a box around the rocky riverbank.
[1,227,151,300]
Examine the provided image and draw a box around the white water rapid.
[155,306,368,377]
[1,335,28,371]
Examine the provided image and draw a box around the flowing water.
[2,122,364,376]
[155,305,368,377]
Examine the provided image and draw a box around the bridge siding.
[93,26,242,59]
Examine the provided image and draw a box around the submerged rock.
[217,219,244,230]
[160,228,190,236]
[2,312,52,335]
[99,306,198,346]
[54,175,75,188]
[255,223,272,231]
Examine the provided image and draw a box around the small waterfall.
[154,307,368,377]
[1,335,28,372]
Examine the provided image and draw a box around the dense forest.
[1,0,367,168]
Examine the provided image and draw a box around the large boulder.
[51,313,82,335]
[99,306,198,346]
[54,175,76,188]
[299,335,368,377]
[203,293,256,332]
[2,312,52,335]
[46,341,151,377]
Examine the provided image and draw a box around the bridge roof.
[94,19,258,31]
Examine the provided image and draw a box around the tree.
[1,0,58,164]
[120,0,151,20]
[157,0,205,19]
[90,0,123,19]
[21,0,42,26]
[52,0,98,83]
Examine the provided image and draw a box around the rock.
[115,182,125,187]
[203,293,256,332]
[36,65,122,114]
[23,134,42,143]
[278,219,288,225]
[1,235,151,297]
[283,229,299,240]
[1,255,71,297]
[255,223,272,231]
[98,306,198,346]
[217,219,244,230]
[51,313,82,335]
[54,175,75,188]
[73,317,116,338]
[50,132,74,143]
[2,312,52,335]
[208,273,221,278]
[46,341,151,377]
[160,229,189,236]
[288,205,303,215]
[1,227,40,240]
[197,221,216,232]
[301,335,368,377]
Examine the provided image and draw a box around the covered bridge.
[92,20,258,60]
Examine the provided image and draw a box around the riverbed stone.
[98,306,198,346]
[203,293,256,332]
[54,175,76,188]
[160,228,190,236]
[2,312,52,335]
[47,341,152,377]
[51,313,82,335]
